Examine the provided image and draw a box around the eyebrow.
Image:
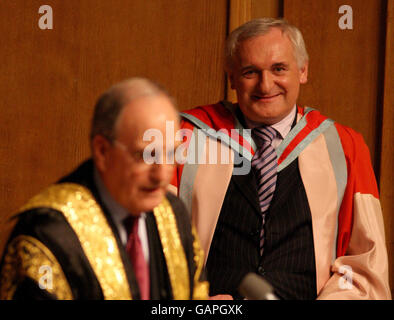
[240,65,258,72]
[240,62,289,71]
[272,62,289,68]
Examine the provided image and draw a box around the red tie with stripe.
[124,216,150,300]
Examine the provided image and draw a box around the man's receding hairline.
[226,18,309,71]
[235,27,302,65]
[113,92,178,138]
[90,77,175,143]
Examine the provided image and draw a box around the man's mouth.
[142,186,161,192]
[251,93,281,101]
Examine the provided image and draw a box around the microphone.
[238,273,279,300]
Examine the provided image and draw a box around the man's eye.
[273,66,286,73]
[242,70,257,78]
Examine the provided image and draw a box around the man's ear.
[225,63,236,90]
[299,61,309,84]
[92,135,111,172]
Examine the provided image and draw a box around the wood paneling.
[284,0,386,170]
[380,0,394,298]
[251,0,282,19]
[0,0,227,228]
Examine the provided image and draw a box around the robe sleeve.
[0,234,73,300]
[318,127,391,299]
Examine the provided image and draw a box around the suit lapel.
[229,108,261,217]
[269,157,299,213]
[269,110,300,213]
[231,167,261,217]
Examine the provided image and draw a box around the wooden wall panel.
[0,0,227,238]
[284,0,386,170]
[380,0,394,298]
[251,0,282,19]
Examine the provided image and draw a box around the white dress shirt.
[244,105,296,149]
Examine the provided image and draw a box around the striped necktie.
[251,126,278,256]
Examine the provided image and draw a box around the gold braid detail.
[18,183,132,300]
[191,225,209,299]
[153,198,190,299]
[0,235,73,299]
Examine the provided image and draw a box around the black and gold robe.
[0,160,208,300]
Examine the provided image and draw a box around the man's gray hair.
[225,18,309,70]
[90,77,172,142]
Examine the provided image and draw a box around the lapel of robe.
[145,212,173,299]
[269,157,299,213]
[63,159,142,300]
[94,191,142,300]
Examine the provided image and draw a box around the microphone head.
[238,273,278,300]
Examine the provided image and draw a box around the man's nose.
[258,70,274,94]
[150,162,170,184]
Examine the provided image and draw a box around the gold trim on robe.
[0,235,73,300]
[153,198,190,299]
[19,183,132,300]
[191,225,209,299]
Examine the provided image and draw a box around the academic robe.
[170,101,391,299]
[0,159,208,300]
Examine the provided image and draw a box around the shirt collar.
[244,105,297,140]
[93,166,130,226]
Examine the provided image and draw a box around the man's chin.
[248,102,290,124]
[144,187,165,198]
[140,190,165,210]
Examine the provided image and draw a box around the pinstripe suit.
[205,111,317,299]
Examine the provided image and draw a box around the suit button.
[258,266,265,276]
